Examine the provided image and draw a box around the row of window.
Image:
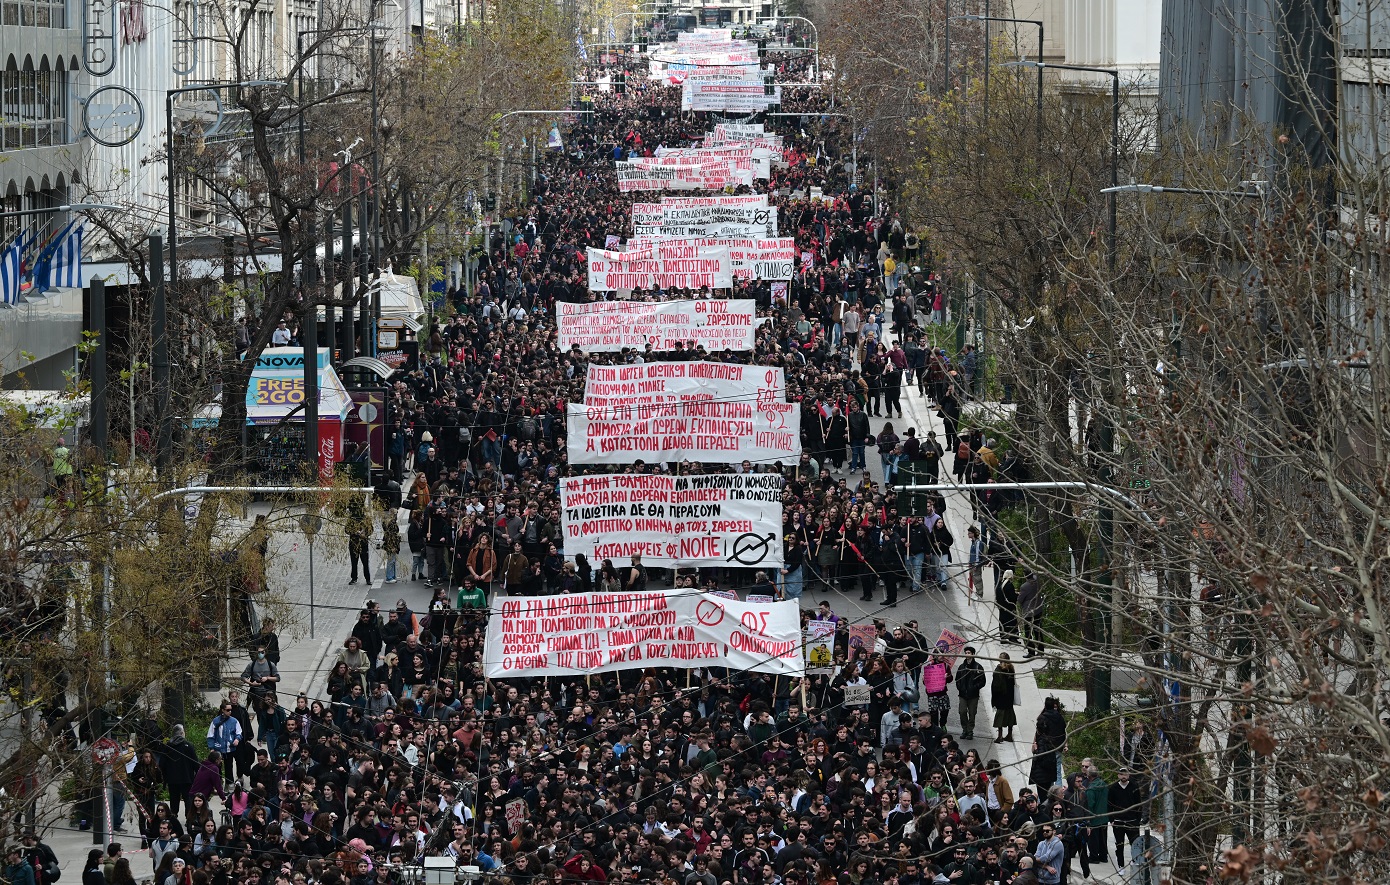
[0,0,65,28]
[0,65,69,151]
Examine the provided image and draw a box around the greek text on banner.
[569,361,801,463]
[557,299,756,352]
[560,472,783,567]
[483,591,805,678]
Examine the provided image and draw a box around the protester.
[109,40,1134,885]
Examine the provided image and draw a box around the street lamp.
[1008,59,1122,712]
[1007,61,1120,273]
[1103,182,1266,198]
[0,202,122,220]
[956,14,1043,140]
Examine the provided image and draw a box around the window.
[0,61,69,150]
[0,0,66,27]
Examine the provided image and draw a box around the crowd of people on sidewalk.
[21,37,1159,885]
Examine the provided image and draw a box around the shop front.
[246,348,351,481]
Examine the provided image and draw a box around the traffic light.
[757,38,767,61]
[483,193,496,212]
[614,70,626,95]
[764,80,775,96]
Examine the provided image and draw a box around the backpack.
[516,416,538,441]
[957,441,971,461]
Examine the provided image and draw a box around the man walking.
[1108,766,1143,869]
[159,725,199,818]
[954,646,986,740]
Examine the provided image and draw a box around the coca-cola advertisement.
[318,418,341,480]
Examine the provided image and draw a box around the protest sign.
[483,591,804,678]
[844,684,872,706]
[586,244,733,291]
[656,195,778,238]
[804,621,836,675]
[559,472,783,567]
[627,237,795,281]
[616,159,748,192]
[847,623,878,660]
[631,203,665,237]
[505,799,526,833]
[568,361,801,464]
[936,628,968,656]
[557,299,755,351]
[688,80,782,112]
[655,145,773,179]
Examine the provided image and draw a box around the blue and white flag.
[607,23,617,44]
[1,231,27,305]
[48,223,83,289]
[28,220,77,295]
[547,125,564,149]
[575,29,588,60]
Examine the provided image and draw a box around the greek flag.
[1,230,28,305]
[576,29,587,60]
[28,220,78,295]
[608,23,617,43]
[48,223,84,289]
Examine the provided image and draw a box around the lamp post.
[1008,61,1119,272]
[1004,59,1121,711]
[958,14,1043,140]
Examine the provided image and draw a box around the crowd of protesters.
[52,37,1160,885]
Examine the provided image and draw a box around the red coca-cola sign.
[318,418,341,481]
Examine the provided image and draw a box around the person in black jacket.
[350,609,383,668]
[1107,767,1144,867]
[83,849,106,885]
[424,500,453,586]
[159,726,199,818]
[847,401,872,472]
[954,647,987,740]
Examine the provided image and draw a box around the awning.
[245,347,351,425]
[325,272,425,320]
[341,356,394,381]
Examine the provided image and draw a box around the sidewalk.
[36,500,431,876]
[896,383,1125,882]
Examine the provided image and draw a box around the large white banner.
[655,145,772,179]
[557,299,756,351]
[569,361,801,463]
[586,244,733,291]
[483,591,805,678]
[629,237,796,280]
[616,159,748,192]
[559,472,783,567]
[656,195,778,238]
[689,80,782,112]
